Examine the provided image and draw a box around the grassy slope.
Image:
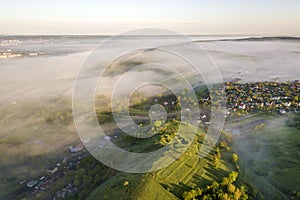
[87,123,235,200]
[227,113,300,199]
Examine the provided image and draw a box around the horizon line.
[1,34,299,37]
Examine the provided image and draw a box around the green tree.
[232,153,239,163]
[228,171,238,183]
[227,183,236,193]
[234,188,243,200]
[221,177,230,186]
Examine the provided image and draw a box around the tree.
[215,147,221,158]
[196,188,203,196]
[213,157,220,168]
[228,171,238,183]
[183,189,197,200]
[220,193,230,200]
[123,181,129,186]
[153,120,163,129]
[73,178,81,188]
[219,141,228,149]
[227,183,236,193]
[234,188,243,200]
[211,181,219,190]
[83,175,92,186]
[232,153,239,163]
[151,120,164,134]
[221,177,230,186]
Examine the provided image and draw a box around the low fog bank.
[1,37,299,105]
[1,37,299,138]
[202,40,300,82]
[0,52,88,103]
[0,43,93,176]
[0,36,299,176]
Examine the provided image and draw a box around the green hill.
[86,121,236,200]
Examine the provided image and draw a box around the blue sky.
[1,0,299,35]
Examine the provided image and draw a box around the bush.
[231,153,239,163]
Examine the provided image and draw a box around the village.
[0,49,40,59]
[18,143,86,199]
[223,80,300,115]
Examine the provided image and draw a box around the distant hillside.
[196,36,300,43]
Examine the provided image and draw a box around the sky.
[1,0,300,35]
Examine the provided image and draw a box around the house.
[225,110,231,116]
[27,180,38,188]
[292,80,300,84]
[256,102,264,107]
[35,181,44,190]
[82,138,90,144]
[232,78,242,83]
[29,52,38,56]
[40,179,53,191]
[62,157,68,163]
[47,167,58,174]
[67,162,76,170]
[238,104,246,109]
[104,136,111,141]
[279,109,286,114]
[69,144,83,153]
[200,114,207,119]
